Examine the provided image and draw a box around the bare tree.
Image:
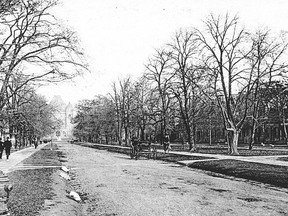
[73,99,94,142]
[196,14,253,155]
[168,29,204,151]
[4,82,56,148]
[130,77,153,141]
[110,77,134,146]
[196,13,288,154]
[261,81,288,145]
[247,29,288,149]
[111,81,123,145]
[81,95,115,144]
[145,48,175,144]
[0,0,87,110]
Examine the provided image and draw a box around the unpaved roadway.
[40,142,288,216]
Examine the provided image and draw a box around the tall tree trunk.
[249,125,256,150]
[191,124,197,151]
[185,122,192,150]
[189,132,196,152]
[282,117,288,145]
[249,102,259,150]
[183,119,196,151]
[160,123,164,145]
[226,132,232,154]
[105,135,109,144]
[117,119,122,145]
[187,129,192,151]
[124,126,129,146]
[209,117,212,145]
[140,125,145,141]
[231,130,240,155]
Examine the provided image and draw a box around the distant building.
[49,95,75,140]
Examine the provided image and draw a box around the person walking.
[34,141,38,149]
[4,137,12,160]
[163,134,171,153]
[0,138,3,159]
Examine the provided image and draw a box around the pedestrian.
[131,136,139,156]
[163,135,171,153]
[4,137,12,160]
[0,138,3,159]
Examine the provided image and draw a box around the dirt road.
[42,142,288,216]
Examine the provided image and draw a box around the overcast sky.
[37,0,288,104]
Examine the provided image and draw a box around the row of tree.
[73,14,288,155]
[0,0,87,146]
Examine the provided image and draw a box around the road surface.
[40,142,288,216]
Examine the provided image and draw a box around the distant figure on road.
[131,136,139,155]
[4,137,12,159]
[163,135,171,153]
[34,141,38,149]
[0,138,3,159]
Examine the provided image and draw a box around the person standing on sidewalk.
[4,137,12,159]
[0,138,4,159]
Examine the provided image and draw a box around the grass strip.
[7,145,61,215]
[277,157,288,161]
[188,159,288,188]
[22,146,62,166]
[8,168,56,216]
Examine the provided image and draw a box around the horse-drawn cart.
[130,140,157,160]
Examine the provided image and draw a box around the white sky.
[37,0,288,104]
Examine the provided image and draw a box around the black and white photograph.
[0,0,288,215]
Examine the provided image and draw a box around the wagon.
[130,141,157,160]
